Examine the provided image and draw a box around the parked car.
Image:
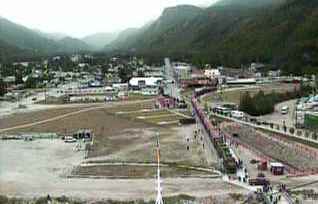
[281,106,289,114]
[64,136,77,143]
[231,111,244,119]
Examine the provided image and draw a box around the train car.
[192,87,237,174]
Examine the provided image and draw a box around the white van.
[231,111,244,119]
[281,106,289,115]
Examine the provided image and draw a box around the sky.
[0,0,217,38]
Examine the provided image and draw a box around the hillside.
[0,17,92,58]
[106,28,145,51]
[0,39,30,62]
[0,17,60,54]
[57,37,92,52]
[35,30,69,41]
[109,0,318,74]
[82,32,118,50]
[214,0,286,7]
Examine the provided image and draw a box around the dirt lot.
[87,125,212,167]
[3,107,148,135]
[0,100,206,167]
[0,107,87,130]
[0,100,230,200]
[0,140,245,201]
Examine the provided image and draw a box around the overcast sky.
[0,0,218,38]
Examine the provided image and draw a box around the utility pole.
[155,132,164,204]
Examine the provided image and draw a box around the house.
[250,63,265,72]
[112,83,129,91]
[268,70,281,78]
[13,62,29,67]
[78,63,89,68]
[3,76,16,84]
[89,80,103,87]
[129,77,162,90]
[70,54,81,63]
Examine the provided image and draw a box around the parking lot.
[257,99,297,127]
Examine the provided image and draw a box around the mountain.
[109,0,318,74]
[57,37,92,52]
[107,5,204,51]
[34,30,69,41]
[106,28,141,51]
[0,17,61,54]
[82,32,118,50]
[214,0,286,7]
[108,4,249,53]
[0,17,92,58]
[0,39,30,61]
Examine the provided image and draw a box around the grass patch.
[72,165,214,178]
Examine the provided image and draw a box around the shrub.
[296,130,303,137]
[305,131,310,138]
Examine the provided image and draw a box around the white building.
[112,83,129,91]
[70,54,81,63]
[3,76,16,84]
[204,69,221,79]
[173,62,191,80]
[129,77,162,90]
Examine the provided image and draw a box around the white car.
[281,106,289,114]
[64,136,77,143]
[231,111,244,119]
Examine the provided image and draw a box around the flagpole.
[155,132,163,204]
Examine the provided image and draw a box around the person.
[47,194,52,204]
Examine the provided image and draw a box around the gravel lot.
[0,139,246,200]
[0,100,229,201]
[87,125,213,168]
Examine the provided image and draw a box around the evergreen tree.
[239,91,254,114]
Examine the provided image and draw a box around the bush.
[305,131,310,138]
[296,130,303,137]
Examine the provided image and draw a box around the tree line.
[239,83,314,116]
